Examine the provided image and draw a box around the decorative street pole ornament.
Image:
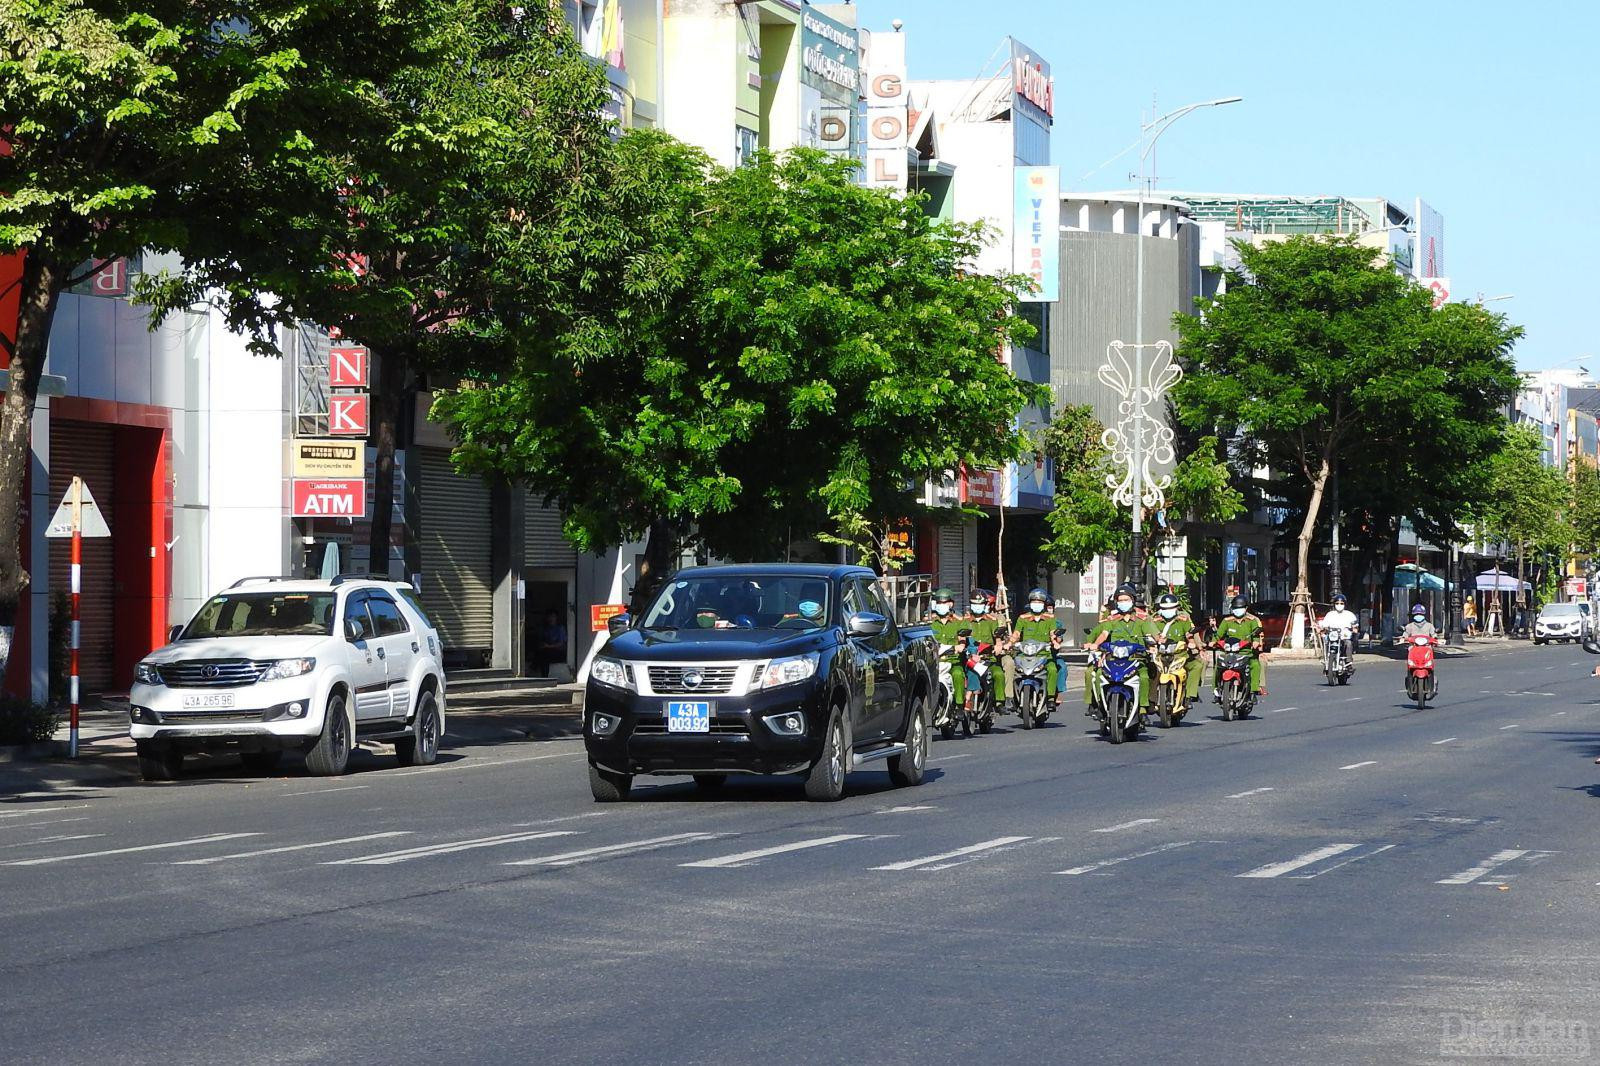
[1098,340,1180,517]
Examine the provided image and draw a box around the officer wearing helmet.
[963,588,1013,709]
[1399,602,1438,641]
[1214,594,1267,698]
[925,587,968,709]
[1085,583,1158,713]
[1151,591,1204,707]
[1013,587,1065,713]
[1318,593,1359,660]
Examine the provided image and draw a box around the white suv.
[129,577,446,781]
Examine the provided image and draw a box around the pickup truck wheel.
[394,690,440,767]
[804,712,847,802]
[136,742,181,782]
[888,696,928,787]
[305,694,352,776]
[692,774,727,790]
[239,751,282,774]
[589,763,633,802]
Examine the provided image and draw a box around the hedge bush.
[0,697,61,745]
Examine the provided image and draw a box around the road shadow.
[626,767,947,804]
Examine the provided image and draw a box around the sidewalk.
[0,683,586,792]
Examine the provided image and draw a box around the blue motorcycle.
[1090,639,1148,744]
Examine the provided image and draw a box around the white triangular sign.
[45,477,112,538]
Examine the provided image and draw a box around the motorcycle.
[1322,627,1355,686]
[1404,635,1439,709]
[1215,638,1257,721]
[1013,639,1055,729]
[1090,639,1146,744]
[959,633,998,736]
[934,643,959,739]
[1150,640,1191,728]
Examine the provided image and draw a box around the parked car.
[1250,600,1334,645]
[1533,601,1590,645]
[584,563,937,802]
[128,576,446,781]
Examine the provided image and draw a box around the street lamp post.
[1124,95,1241,593]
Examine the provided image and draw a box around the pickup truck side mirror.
[168,624,185,644]
[344,618,365,643]
[606,612,632,638]
[847,611,888,637]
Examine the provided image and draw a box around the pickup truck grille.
[647,665,740,695]
[634,715,749,735]
[157,660,267,688]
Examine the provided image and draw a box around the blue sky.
[858,0,1598,370]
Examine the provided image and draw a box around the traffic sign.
[45,477,111,538]
[329,394,369,436]
[292,479,367,518]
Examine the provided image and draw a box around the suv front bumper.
[584,681,830,777]
[128,680,330,752]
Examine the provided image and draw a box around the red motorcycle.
[1404,635,1438,709]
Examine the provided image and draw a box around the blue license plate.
[665,701,711,733]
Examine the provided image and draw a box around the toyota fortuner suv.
[129,576,446,781]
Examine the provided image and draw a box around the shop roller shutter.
[524,496,576,568]
[937,524,966,604]
[418,449,493,655]
[49,422,116,696]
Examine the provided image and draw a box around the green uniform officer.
[963,589,1010,703]
[926,588,967,709]
[1214,594,1266,696]
[1085,585,1158,711]
[1150,592,1203,704]
[1013,588,1062,710]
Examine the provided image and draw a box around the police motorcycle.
[1149,638,1190,728]
[1214,638,1257,721]
[1322,626,1355,686]
[1089,640,1147,744]
[958,631,999,735]
[1013,636,1054,730]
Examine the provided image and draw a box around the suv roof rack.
[228,575,294,589]
[329,573,414,589]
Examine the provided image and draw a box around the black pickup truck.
[584,563,937,802]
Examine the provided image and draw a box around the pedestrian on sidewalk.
[1463,598,1478,636]
[532,610,567,678]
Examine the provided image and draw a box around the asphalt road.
[3,641,1598,1065]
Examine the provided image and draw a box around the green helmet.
[933,587,955,603]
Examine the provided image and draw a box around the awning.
[1391,565,1448,591]
[1474,571,1531,592]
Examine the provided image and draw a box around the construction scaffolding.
[1178,195,1386,236]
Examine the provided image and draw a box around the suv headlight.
[591,657,631,690]
[133,662,163,686]
[753,653,820,691]
[258,658,316,682]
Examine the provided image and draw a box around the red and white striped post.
[68,477,81,758]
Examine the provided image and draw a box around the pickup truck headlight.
[591,657,632,690]
[753,653,819,691]
[133,662,163,686]
[258,658,316,682]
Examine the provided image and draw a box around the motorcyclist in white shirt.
[1318,593,1359,660]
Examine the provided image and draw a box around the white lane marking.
[1345,697,1363,702]
[679,834,865,869]
[171,832,413,865]
[872,836,1032,872]
[1340,761,1377,770]
[325,830,579,866]
[1091,818,1160,834]
[1276,706,1299,713]
[1238,843,1361,879]
[877,805,937,814]
[1500,724,1520,730]
[1285,843,1396,879]
[385,750,584,778]
[507,832,725,867]
[0,816,89,832]
[281,785,368,797]
[0,804,92,819]
[1057,840,1208,876]
[1437,849,1534,885]
[1432,737,1457,745]
[937,753,975,761]
[1506,691,1556,697]
[1227,787,1275,799]
[510,813,612,828]
[1554,711,1568,717]
[0,833,103,851]
[3,832,262,867]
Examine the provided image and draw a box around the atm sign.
[292,479,367,518]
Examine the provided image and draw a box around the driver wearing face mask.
[1213,594,1267,698]
[925,587,969,710]
[1151,592,1204,708]
[962,590,1013,711]
[1084,584,1158,714]
[1013,588,1064,713]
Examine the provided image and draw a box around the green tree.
[0,0,427,671]
[1173,236,1520,635]
[1474,422,1571,599]
[438,147,1041,608]
[1569,462,1600,558]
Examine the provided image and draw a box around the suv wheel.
[305,693,352,776]
[136,742,181,782]
[888,696,928,787]
[395,690,440,767]
[589,763,632,802]
[804,711,848,802]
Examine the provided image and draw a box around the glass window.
[855,580,897,634]
[395,587,437,631]
[366,592,410,637]
[642,574,832,631]
[182,592,335,639]
[343,595,376,642]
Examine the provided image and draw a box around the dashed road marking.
[1227,787,1275,799]
[0,816,88,832]
[679,834,863,869]
[1238,843,1362,879]
[1432,737,1457,745]
[1091,818,1160,834]
[510,832,727,868]
[1340,761,1377,770]
[282,785,368,797]
[0,833,102,851]
[171,831,412,865]
[1345,697,1363,702]
[873,836,1033,872]
[1276,706,1299,713]
[937,753,975,761]
[0,804,91,820]
[1437,849,1543,885]
[1500,724,1520,730]
[325,830,579,866]
[1057,840,1212,876]
[3,832,262,867]
[385,749,584,778]
[877,805,937,814]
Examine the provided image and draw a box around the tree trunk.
[1289,449,1333,648]
[630,517,676,615]
[367,346,408,576]
[0,253,63,684]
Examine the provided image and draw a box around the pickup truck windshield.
[643,576,832,632]
[182,592,336,638]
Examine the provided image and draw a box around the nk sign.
[1013,166,1059,302]
[292,479,367,519]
